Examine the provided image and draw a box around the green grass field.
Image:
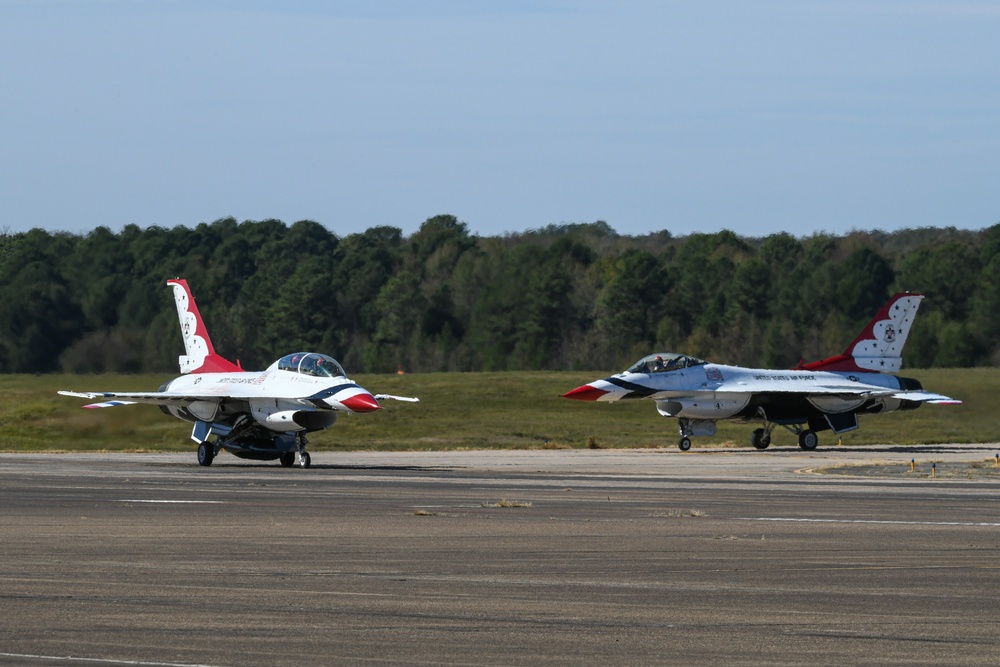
[2,368,997,453]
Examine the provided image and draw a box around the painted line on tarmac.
[114,499,225,504]
[737,517,1000,527]
[0,652,226,667]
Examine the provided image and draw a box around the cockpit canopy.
[625,352,706,374]
[271,352,346,378]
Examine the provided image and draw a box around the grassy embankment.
[1,368,997,453]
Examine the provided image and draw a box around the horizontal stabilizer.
[890,390,962,404]
[83,400,136,409]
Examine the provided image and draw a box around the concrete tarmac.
[1,445,999,666]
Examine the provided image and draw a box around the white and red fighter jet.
[563,293,960,451]
[60,279,418,468]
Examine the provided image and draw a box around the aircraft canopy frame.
[626,352,707,375]
[272,352,346,378]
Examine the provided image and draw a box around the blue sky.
[1,0,998,238]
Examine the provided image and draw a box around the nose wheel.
[297,433,311,468]
[676,418,695,451]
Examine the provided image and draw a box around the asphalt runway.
[2,445,1000,666]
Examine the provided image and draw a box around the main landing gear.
[676,416,822,452]
[197,441,216,466]
[797,429,819,450]
[750,419,819,451]
[751,428,771,450]
[193,418,315,468]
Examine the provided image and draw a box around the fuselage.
[61,279,414,468]
[565,359,922,424]
[159,352,380,433]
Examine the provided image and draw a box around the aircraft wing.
[59,390,215,408]
[57,392,138,408]
[711,377,888,395]
[59,387,421,410]
[709,378,961,403]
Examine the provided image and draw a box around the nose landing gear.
[297,433,311,468]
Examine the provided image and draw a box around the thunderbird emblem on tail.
[61,279,418,468]
[563,293,960,451]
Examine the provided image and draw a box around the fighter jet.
[60,279,418,468]
[563,293,960,451]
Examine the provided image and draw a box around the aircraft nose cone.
[561,384,609,401]
[341,392,382,413]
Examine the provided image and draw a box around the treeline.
[0,215,997,374]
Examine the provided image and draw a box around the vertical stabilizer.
[166,279,242,374]
[798,293,923,373]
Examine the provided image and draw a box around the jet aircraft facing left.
[563,293,960,451]
[60,279,418,468]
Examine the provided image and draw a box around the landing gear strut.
[752,410,821,450]
[676,418,693,451]
[297,433,311,468]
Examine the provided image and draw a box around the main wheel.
[197,442,214,467]
[299,452,312,468]
[279,452,295,467]
[751,428,771,450]
[798,430,819,450]
[678,437,692,452]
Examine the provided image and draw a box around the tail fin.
[166,279,242,374]
[797,293,923,373]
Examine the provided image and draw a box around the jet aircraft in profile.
[61,279,417,468]
[563,293,960,451]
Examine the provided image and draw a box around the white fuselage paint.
[590,362,906,420]
[159,366,370,432]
